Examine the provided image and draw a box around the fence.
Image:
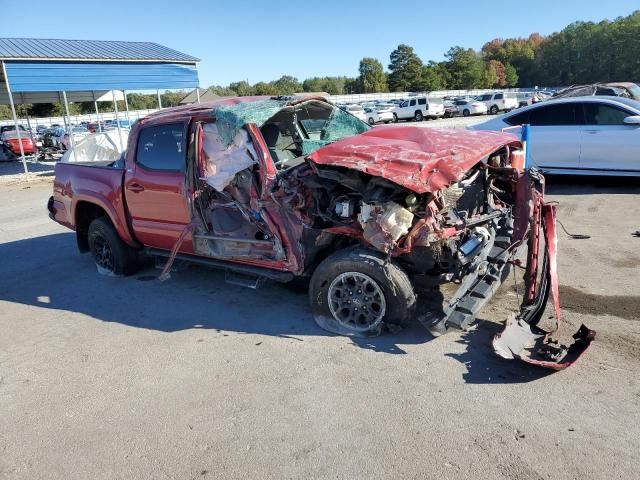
[0,108,160,129]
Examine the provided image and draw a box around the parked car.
[339,104,368,122]
[364,105,394,125]
[470,96,640,176]
[443,101,458,118]
[452,99,488,117]
[475,92,518,114]
[392,96,444,122]
[553,82,640,101]
[47,95,594,369]
[0,125,37,160]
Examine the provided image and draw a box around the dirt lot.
[1,173,639,479]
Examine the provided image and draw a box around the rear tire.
[368,117,375,126]
[463,109,470,117]
[88,217,138,276]
[392,113,398,123]
[309,248,416,336]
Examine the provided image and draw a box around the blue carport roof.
[0,38,199,63]
[0,38,200,94]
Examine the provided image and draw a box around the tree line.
[1,10,638,120]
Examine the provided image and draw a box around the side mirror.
[623,115,640,125]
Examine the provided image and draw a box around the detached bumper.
[493,203,596,369]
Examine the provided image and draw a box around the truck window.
[136,123,185,171]
[410,99,416,107]
[418,98,426,105]
[494,93,503,100]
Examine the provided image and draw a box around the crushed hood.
[307,126,520,193]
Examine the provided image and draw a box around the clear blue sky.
[0,0,637,87]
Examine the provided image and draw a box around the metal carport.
[0,38,200,173]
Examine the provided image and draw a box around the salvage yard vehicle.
[452,99,488,117]
[0,125,37,160]
[471,96,640,176]
[364,104,394,125]
[48,96,595,369]
[476,92,519,114]
[392,96,444,122]
[553,82,640,101]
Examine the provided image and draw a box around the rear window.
[136,123,185,171]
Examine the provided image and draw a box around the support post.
[93,97,102,132]
[112,90,124,151]
[123,90,131,126]
[62,91,75,151]
[196,87,200,104]
[157,89,162,109]
[2,60,28,173]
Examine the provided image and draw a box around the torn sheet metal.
[493,203,596,369]
[307,127,521,193]
[200,123,258,192]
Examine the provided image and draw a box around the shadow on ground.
[0,159,55,178]
[0,232,436,355]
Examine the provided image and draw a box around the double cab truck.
[48,96,594,369]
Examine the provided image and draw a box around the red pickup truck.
[48,96,594,368]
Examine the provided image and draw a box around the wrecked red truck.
[48,96,595,368]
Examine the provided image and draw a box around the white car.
[364,104,394,125]
[392,96,444,122]
[339,104,368,122]
[469,96,640,176]
[452,99,488,117]
[476,92,518,114]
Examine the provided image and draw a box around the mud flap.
[493,204,596,369]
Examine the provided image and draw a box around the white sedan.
[364,104,395,125]
[340,104,368,123]
[469,96,640,176]
[452,99,488,117]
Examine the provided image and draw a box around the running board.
[146,248,294,284]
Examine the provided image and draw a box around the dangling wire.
[556,219,591,240]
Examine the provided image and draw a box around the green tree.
[445,46,485,89]
[208,85,238,96]
[271,75,301,94]
[504,63,519,87]
[388,44,423,91]
[357,57,388,93]
[253,82,277,96]
[302,77,346,95]
[420,61,448,90]
[228,81,254,96]
[484,59,507,87]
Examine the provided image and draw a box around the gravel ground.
[1,153,639,479]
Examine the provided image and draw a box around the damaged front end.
[491,175,596,369]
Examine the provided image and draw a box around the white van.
[393,97,445,122]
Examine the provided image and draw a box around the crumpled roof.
[307,126,521,193]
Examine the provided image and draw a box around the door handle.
[127,183,145,193]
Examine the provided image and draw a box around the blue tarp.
[4,61,199,92]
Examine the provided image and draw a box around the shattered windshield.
[213,98,370,161]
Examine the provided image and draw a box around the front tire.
[368,117,375,126]
[414,111,424,122]
[309,248,416,336]
[88,217,138,276]
[463,109,470,117]
[489,105,499,115]
[392,113,398,123]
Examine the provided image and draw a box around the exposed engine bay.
[183,97,594,370]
